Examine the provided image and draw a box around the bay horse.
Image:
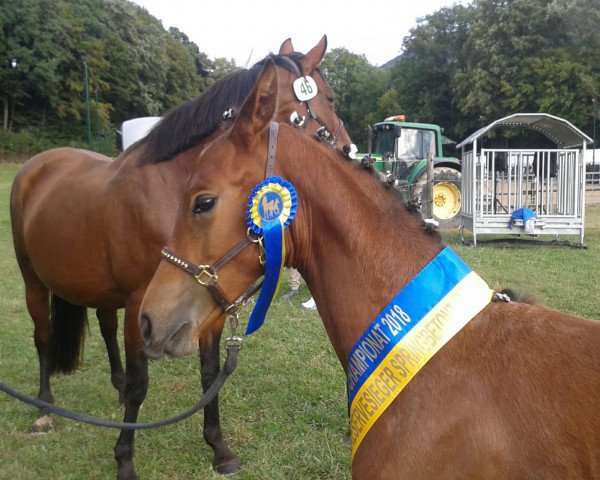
[139,60,600,479]
[9,36,352,480]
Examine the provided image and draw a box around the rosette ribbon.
[245,176,298,334]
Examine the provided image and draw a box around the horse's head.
[274,36,355,158]
[139,60,313,358]
[132,36,354,166]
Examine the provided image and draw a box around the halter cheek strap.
[266,122,279,178]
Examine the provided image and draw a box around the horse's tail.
[49,294,88,375]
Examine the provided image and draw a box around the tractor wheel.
[413,167,462,229]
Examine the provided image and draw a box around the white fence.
[461,148,586,246]
[587,168,600,205]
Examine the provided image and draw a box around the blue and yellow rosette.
[245,176,298,334]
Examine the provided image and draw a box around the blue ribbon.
[245,177,297,335]
[245,220,284,334]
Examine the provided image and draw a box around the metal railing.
[461,148,586,245]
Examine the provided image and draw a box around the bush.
[0,129,49,159]
[0,127,115,162]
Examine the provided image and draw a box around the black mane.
[359,158,442,240]
[135,53,307,164]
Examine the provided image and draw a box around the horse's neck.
[113,143,196,190]
[287,154,443,367]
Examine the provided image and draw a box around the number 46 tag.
[293,76,318,102]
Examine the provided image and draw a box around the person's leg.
[282,268,301,299]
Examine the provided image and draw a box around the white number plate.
[293,76,318,101]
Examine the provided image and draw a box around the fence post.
[84,62,92,150]
[423,152,434,219]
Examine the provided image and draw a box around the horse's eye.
[193,196,216,214]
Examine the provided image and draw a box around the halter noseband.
[161,230,263,309]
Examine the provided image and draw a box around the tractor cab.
[370,116,440,185]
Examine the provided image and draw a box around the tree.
[390,4,475,140]
[3,0,598,148]
[548,0,600,133]
[0,0,70,130]
[322,48,390,149]
[0,0,225,139]
[502,48,597,128]
[386,0,599,142]
[454,0,567,124]
[205,57,239,86]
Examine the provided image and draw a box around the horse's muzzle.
[140,313,194,359]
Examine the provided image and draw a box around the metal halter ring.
[194,266,218,285]
[247,228,266,265]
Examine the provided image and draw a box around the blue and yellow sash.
[347,247,493,458]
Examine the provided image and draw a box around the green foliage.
[2,0,598,155]
[390,5,475,140]
[502,48,596,121]
[0,129,49,159]
[321,0,599,145]
[0,0,233,150]
[321,48,391,149]
[0,128,88,161]
[454,0,569,127]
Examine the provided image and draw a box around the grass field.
[0,162,598,479]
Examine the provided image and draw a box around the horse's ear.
[279,38,294,55]
[299,35,327,71]
[231,59,279,146]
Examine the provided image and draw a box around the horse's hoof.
[213,459,242,476]
[29,415,54,434]
[116,466,139,480]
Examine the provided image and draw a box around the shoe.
[301,297,317,310]
[281,289,299,300]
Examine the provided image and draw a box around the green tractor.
[358,115,462,228]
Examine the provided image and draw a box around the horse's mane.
[498,288,539,305]
[358,158,442,240]
[134,53,308,164]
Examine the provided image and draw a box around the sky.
[132,0,468,67]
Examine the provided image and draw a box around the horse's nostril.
[140,314,153,343]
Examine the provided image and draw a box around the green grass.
[0,162,598,479]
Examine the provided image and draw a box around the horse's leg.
[22,274,54,433]
[199,326,241,474]
[96,309,126,404]
[114,299,148,480]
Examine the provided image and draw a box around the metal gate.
[461,148,586,245]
